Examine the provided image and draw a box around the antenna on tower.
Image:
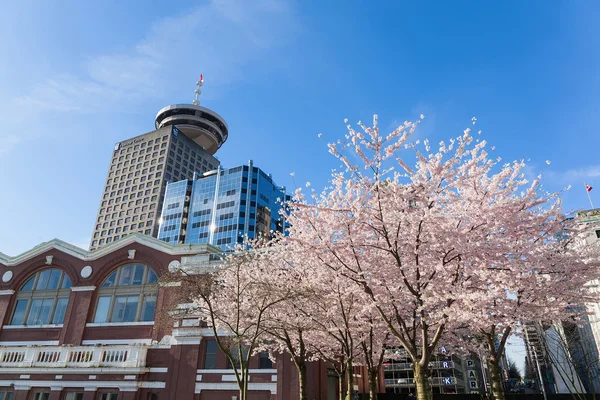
[192,74,203,106]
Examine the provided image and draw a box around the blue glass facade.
[157,162,288,250]
[156,180,190,243]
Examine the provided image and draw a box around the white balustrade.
[0,345,147,369]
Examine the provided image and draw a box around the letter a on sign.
[468,370,477,378]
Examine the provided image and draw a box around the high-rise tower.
[90,76,228,250]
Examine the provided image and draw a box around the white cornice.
[0,290,15,296]
[0,233,221,267]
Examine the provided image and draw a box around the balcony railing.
[0,346,147,369]
[383,361,455,371]
[384,377,462,387]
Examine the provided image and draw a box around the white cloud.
[11,0,297,116]
[546,165,600,183]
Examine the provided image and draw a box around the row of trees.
[164,115,600,400]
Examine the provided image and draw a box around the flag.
[200,74,204,82]
[586,184,593,192]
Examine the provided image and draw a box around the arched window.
[10,269,72,326]
[93,263,158,323]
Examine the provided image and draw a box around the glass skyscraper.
[157,161,288,250]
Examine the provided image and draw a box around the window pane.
[10,300,28,325]
[146,269,158,284]
[118,265,133,286]
[141,295,156,321]
[259,351,272,369]
[65,393,84,400]
[123,295,139,322]
[205,340,217,369]
[26,299,43,325]
[36,270,51,290]
[37,298,54,324]
[111,296,128,322]
[46,270,61,290]
[94,296,111,323]
[21,276,35,291]
[61,274,73,289]
[102,271,117,287]
[132,264,145,285]
[52,298,69,324]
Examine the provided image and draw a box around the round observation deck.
[155,104,228,155]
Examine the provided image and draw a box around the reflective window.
[205,340,217,369]
[93,264,158,323]
[10,269,71,326]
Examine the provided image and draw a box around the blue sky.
[1,0,599,370]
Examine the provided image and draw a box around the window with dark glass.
[0,391,13,400]
[204,340,217,369]
[259,351,272,368]
[93,264,158,323]
[64,393,84,400]
[31,392,49,400]
[10,269,71,326]
[97,394,118,400]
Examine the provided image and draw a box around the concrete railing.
[0,345,147,368]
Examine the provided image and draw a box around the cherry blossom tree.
[282,114,600,400]
[165,246,297,400]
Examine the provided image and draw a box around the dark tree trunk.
[368,369,378,400]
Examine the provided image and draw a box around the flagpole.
[585,183,595,209]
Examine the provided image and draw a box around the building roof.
[0,233,221,267]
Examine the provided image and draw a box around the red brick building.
[0,234,357,400]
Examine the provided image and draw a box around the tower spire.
[192,74,203,106]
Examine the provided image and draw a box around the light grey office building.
[90,81,228,250]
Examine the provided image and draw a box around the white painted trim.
[0,340,59,346]
[0,380,165,390]
[0,233,220,267]
[55,375,62,380]
[149,368,168,373]
[86,321,154,327]
[196,374,202,381]
[195,382,276,394]
[71,286,96,292]
[271,375,277,382]
[197,369,277,374]
[89,375,96,380]
[124,375,136,380]
[221,375,238,382]
[3,324,63,329]
[0,290,15,296]
[0,367,148,374]
[19,375,30,379]
[82,339,152,345]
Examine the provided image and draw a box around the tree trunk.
[488,355,505,400]
[414,362,433,400]
[339,364,347,400]
[296,360,308,400]
[346,359,354,400]
[368,369,378,400]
